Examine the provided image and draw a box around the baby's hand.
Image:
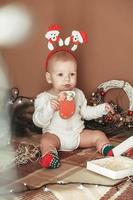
[50,99,59,111]
[105,103,114,114]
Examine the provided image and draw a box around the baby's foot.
[39,152,60,169]
[102,144,114,156]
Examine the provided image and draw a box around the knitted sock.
[39,152,60,169]
[102,144,114,156]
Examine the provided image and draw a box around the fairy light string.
[9,87,34,105]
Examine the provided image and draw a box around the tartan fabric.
[0,131,132,200]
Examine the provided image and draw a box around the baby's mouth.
[64,84,73,89]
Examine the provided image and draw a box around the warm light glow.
[0,4,32,47]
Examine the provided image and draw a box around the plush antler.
[45,24,63,50]
[65,30,88,51]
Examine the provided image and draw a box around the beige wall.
[0,0,133,108]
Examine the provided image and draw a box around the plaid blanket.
[0,132,133,200]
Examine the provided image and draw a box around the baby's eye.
[70,73,76,76]
[57,73,63,76]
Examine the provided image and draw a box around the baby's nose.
[65,75,70,81]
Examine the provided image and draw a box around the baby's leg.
[79,129,113,155]
[39,132,61,169]
[40,132,60,155]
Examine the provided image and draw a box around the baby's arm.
[82,104,109,120]
[33,93,57,128]
[80,91,114,120]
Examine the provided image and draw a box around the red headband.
[44,24,88,70]
[45,47,77,71]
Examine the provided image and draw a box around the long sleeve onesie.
[33,88,108,151]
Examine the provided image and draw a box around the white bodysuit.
[33,88,108,151]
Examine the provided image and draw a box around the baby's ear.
[45,72,52,84]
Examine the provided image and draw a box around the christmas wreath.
[88,80,133,130]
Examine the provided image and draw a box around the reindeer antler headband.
[44,24,88,70]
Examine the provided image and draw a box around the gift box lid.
[112,136,133,156]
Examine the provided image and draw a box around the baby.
[33,49,114,169]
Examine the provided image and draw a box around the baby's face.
[48,59,77,93]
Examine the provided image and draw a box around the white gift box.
[87,156,133,179]
[87,136,133,179]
